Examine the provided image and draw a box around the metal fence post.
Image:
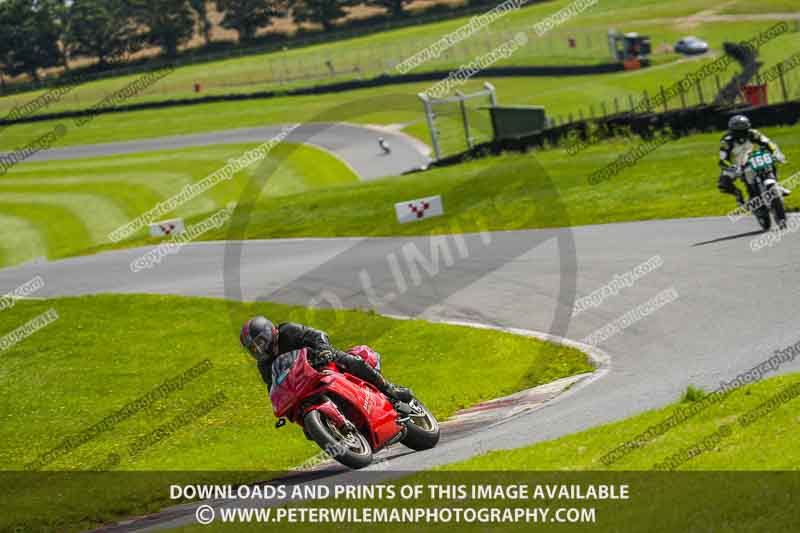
[484,82,497,107]
[418,92,442,161]
[456,91,473,150]
[778,62,789,102]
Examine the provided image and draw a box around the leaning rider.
[240,316,413,402]
[718,114,789,207]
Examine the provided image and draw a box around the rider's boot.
[383,383,413,403]
[734,190,746,209]
[778,185,792,197]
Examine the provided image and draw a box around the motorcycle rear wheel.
[304,410,373,469]
[400,398,440,451]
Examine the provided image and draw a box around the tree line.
[0,0,437,83]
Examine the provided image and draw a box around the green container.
[488,105,547,140]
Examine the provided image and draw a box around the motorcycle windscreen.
[269,348,323,417]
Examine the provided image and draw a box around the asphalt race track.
[15,122,432,180]
[4,210,800,531]
[4,118,800,529]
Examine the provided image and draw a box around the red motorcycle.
[269,345,440,469]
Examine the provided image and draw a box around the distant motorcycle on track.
[269,345,440,469]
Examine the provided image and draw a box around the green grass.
[721,0,799,14]
[0,17,797,157]
[0,141,357,267]
[0,0,669,114]
[0,294,591,532]
[439,372,800,471]
[4,123,798,268]
[0,0,797,130]
[2,120,794,266]
[85,123,800,258]
[163,373,800,533]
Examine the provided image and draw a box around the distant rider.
[240,316,412,402]
[718,115,788,207]
[378,137,391,154]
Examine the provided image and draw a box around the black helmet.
[728,115,750,138]
[240,316,278,360]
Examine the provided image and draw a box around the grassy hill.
[0,142,357,267]
[0,0,797,120]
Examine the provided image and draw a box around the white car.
[675,36,709,55]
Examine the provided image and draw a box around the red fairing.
[305,399,347,428]
[269,346,402,452]
[269,349,322,418]
[314,372,400,449]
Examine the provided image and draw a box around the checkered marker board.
[394,195,444,224]
[148,218,186,237]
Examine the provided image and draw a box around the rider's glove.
[722,166,739,178]
[775,151,787,164]
[316,349,335,364]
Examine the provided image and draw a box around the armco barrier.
[421,99,800,170]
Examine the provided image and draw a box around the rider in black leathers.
[240,316,413,402]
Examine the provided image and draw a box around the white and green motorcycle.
[737,148,787,231]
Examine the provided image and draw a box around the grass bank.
[0,294,591,532]
[0,141,357,267]
[97,123,800,251]
[5,123,798,268]
[441,371,800,470]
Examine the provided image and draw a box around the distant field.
[0,142,357,268]
[720,0,799,14]
[0,0,796,119]
[0,17,796,159]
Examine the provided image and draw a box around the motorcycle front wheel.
[400,398,440,451]
[304,410,373,469]
[754,205,772,231]
[770,193,787,229]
